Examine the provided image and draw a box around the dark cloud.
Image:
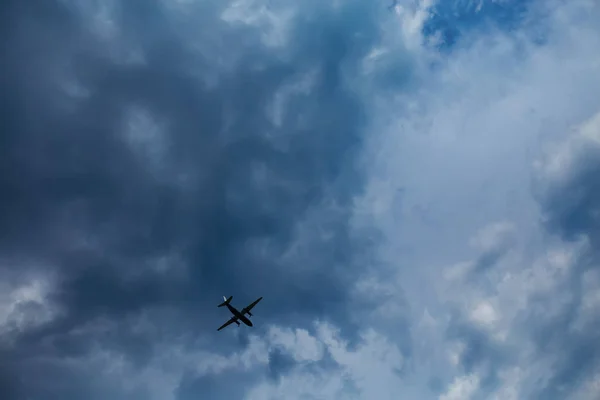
[0,353,20,400]
[0,0,388,398]
[177,370,256,400]
[540,144,600,247]
[533,328,600,400]
[529,134,600,399]
[267,348,297,381]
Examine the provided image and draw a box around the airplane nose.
[248,321,253,326]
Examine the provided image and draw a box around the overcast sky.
[1,0,600,399]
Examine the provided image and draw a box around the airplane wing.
[217,316,238,331]
[242,297,263,315]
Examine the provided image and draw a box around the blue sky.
[1,0,600,399]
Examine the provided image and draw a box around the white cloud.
[534,110,600,194]
[469,299,499,328]
[0,270,59,339]
[391,0,437,51]
[247,322,406,400]
[221,0,296,48]
[439,374,479,400]
[268,326,324,362]
[266,68,320,130]
[122,105,171,178]
[468,221,515,253]
[246,369,351,400]
[351,0,600,398]
[57,322,404,400]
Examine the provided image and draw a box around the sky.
[1,0,600,399]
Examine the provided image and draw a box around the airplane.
[217,295,263,331]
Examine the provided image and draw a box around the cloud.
[0,0,388,397]
[535,110,600,243]
[2,0,600,399]
[246,323,405,400]
[439,374,480,400]
[354,0,600,398]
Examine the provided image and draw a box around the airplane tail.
[218,296,233,307]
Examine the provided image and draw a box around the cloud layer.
[1,0,600,399]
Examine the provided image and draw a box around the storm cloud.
[0,0,385,398]
[2,0,600,399]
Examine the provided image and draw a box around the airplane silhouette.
[217,295,263,331]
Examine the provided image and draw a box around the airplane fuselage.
[217,295,262,331]
[226,303,253,326]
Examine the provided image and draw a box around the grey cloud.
[529,126,600,399]
[449,112,600,399]
[540,146,600,245]
[443,310,514,394]
[267,348,297,381]
[0,0,392,398]
[177,370,257,400]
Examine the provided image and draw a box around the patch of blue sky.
[421,0,540,50]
